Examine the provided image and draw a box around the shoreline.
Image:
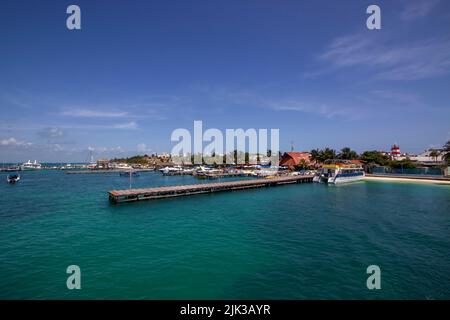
[365,174,450,185]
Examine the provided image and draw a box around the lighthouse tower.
[391,144,401,160]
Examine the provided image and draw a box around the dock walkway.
[109,175,314,204]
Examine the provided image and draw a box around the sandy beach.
[365,175,450,185]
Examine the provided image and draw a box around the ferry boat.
[20,160,42,170]
[313,160,365,184]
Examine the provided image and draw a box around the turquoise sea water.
[0,170,449,299]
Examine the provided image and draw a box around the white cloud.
[51,122,138,130]
[87,146,124,153]
[400,0,440,21]
[0,137,32,147]
[370,90,419,104]
[198,87,362,120]
[267,99,358,119]
[113,121,138,130]
[1,137,18,146]
[137,143,152,153]
[37,127,70,143]
[312,33,450,80]
[61,109,128,118]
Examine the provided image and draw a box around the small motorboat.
[119,171,140,177]
[7,173,20,184]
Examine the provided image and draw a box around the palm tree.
[310,149,320,162]
[295,159,309,170]
[322,148,337,161]
[310,148,337,162]
[443,140,450,163]
[338,147,359,160]
[429,149,440,163]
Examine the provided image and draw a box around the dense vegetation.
[111,155,150,165]
[309,140,450,169]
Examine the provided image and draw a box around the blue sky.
[1,0,449,162]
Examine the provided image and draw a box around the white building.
[409,149,444,164]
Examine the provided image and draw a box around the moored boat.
[314,160,365,184]
[160,166,193,175]
[20,160,42,170]
[194,166,222,178]
[119,171,140,177]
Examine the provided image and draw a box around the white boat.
[7,173,20,183]
[314,160,365,184]
[112,163,132,170]
[193,166,223,178]
[159,166,194,176]
[252,168,280,177]
[160,166,186,175]
[20,160,42,170]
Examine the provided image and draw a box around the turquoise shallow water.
[0,170,449,299]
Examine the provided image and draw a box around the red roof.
[348,159,364,165]
[279,152,312,167]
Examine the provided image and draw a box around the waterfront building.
[409,149,444,164]
[96,159,110,169]
[279,152,312,168]
[390,144,401,160]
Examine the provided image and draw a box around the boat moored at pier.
[313,160,365,184]
[119,171,140,177]
[159,166,193,175]
[20,160,42,170]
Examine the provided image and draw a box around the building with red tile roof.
[279,152,312,167]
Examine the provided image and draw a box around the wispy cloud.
[61,108,128,118]
[265,99,360,119]
[369,90,419,104]
[0,122,138,131]
[0,137,32,147]
[400,0,440,21]
[309,33,450,80]
[56,121,139,130]
[112,121,138,130]
[37,127,76,145]
[87,146,125,154]
[136,143,152,154]
[206,87,362,120]
[59,102,171,120]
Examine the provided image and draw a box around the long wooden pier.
[108,175,314,204]
[195,172,252,179]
